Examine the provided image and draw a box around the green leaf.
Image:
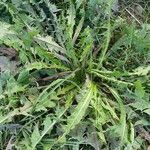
[5,78,27,96]
[31,108,69,149]
[101,99,119,120]
[35,92,56,112]
[92,70,133,86]
[35,35,66,53]
[108,87,126,146]
[67,3,76,38]
[17,70,29,84]
[79,27,93,62]
[130,101,150,111]
[129,122,134,143]
[0,109,19,124]
[42,116,52,135]
[55,79,94,143]
[132,66,150,76]
[72,17,84,45]
[75,0,84,9]
[0,21,15,39]
[98,0,113,68]
[31,124,41,148]
[25,62,49,71]
[97,131,106,144]
[36,70,77,105]
[134,80,145,99]
[143,109,150,115]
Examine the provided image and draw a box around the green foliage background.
[0,0,149,149]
